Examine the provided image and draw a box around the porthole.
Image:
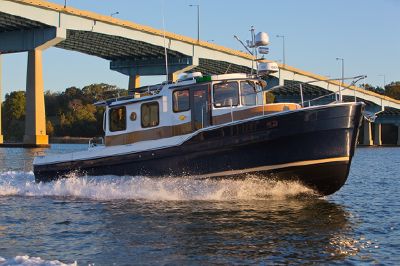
[130,112,137,121]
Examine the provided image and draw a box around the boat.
[33,70,365,195]
[33,28,366,196]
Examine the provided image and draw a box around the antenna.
[234,27,270,77]
[162,1,169,82]
[250,26,256,75]
[233,35,253,55]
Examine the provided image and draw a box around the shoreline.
[0,137,93,148]
[50,137,92,144]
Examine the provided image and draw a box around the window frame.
[240,81,257,106]
[212,81,240,108]
[172,89,190,113]
[141,101,160,128]
[109,106,127,132]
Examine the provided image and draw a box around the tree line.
[360,82,400,100]
[1,83,127,142]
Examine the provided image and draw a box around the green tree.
[82,83,127,103]
[4,91,25,120]
[385,82,400,100]
[45,90,62,117]
[3,84,125,140]
[360,84,385,95]
[3,91,26,141]
[47,83,124,137]
[46,120,55,136]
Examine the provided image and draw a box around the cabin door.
[190,85,210,130]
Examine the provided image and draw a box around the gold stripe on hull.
[195,157,350,179]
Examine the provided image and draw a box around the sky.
[1,0,400,97]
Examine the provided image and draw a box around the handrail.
[265,75,367,107]
[299,75,367,107]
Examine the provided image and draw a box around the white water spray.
[0,171,315,201]
[0,255,76,266]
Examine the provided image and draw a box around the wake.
[0,171,316,201]
[0,255,76,266]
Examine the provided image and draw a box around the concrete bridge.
[0,0,399,146]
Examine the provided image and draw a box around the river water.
[0,145,399,265]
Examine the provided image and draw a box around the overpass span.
[0,0,399,146]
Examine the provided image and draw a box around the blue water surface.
[0,145,399,265]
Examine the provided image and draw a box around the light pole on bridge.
[189,4,200,42]
[378,74,386,91]
[336,57,344,102]
[276,35,286,67]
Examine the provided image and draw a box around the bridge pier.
[23,49,48,147]
[373,123,382,146]
[128,74,140,91]
[0,54,3,144]
[168,72,179,82]
[363,119,373,146]
[0,26,65,146]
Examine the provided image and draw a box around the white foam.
[0,171,315,201]
[0,255,76,266]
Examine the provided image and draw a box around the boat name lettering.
[266,120,278,129]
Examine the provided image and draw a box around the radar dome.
[255,32,270,47]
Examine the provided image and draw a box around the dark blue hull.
[34,103,364,195]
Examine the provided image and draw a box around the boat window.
[213,81,239,108]
[109,107,126,132]
[173,89,190,112]
[240,81,257,106]
[141,102,160,128]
